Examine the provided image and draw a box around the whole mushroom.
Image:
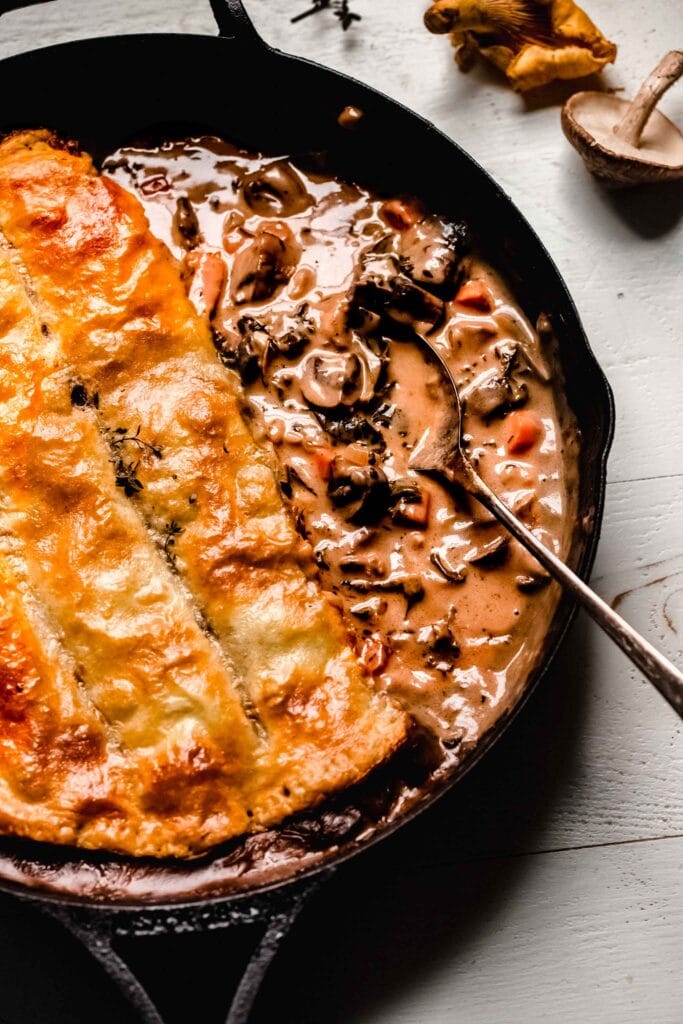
[562,50,683,187]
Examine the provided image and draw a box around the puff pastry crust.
[0,131,407,857]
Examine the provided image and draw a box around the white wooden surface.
[0,2,682,1022]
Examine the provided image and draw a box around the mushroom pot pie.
[0,131,578,859]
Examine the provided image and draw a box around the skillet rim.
[0,30,615,917]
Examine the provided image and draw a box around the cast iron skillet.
[0,1,614,1020]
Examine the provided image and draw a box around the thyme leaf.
[162,519,184,566]
[109,424,163,460]
[106,424,163,496]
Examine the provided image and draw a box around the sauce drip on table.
[105,137,579,757]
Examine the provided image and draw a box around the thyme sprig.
[109,425,163,460]
[292,0,361,31]
[162,520,184,566]
[107,425,163,497]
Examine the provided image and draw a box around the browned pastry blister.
[0,131,407,858]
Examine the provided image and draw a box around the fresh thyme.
[291,0,361,31]
[109,425,163,460]
[162,519,184,566]
[106,425,163,497]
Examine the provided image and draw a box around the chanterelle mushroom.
[424,0,616,92]
[562,51,683,187]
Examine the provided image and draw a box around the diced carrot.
[380,199,421,232]
[188,249,226,319]
[505,410,543,454]
[393,490,431,528]
[313,448,336,481]
[455,279,494,312]
[223,231,246,254]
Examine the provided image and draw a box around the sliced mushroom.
[343,573,425,606]
[173,196,201,250]
[299,348,363,408]
[347,333,387,402]
[351,252,444,335]
[562,51,683,187]
[274,304,316,359]
[465,534,509,566]
[315,411,385,448]
[349,596,387,620]
[327,455,390,524]
[461,367,528,419]
[430,545,467,584]
[397,216,468,291]
[230,221,300,304]
[218,316,272,382]
[241,160,313,216]
[417,607,460,669]
[461,339,529,419]
[516,573,551,593]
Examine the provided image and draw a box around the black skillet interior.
[0,3,614,918]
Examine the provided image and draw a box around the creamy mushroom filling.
[105,137,580,754]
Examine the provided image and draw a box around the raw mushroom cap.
[562,92,683,187]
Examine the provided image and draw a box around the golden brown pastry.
[0,131,407,857]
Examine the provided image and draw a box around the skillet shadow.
[520,71,611,112]
[253,614,595,1024]
[594,178,683,239]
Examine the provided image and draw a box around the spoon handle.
[465,465,683,718]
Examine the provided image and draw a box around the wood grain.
[254,835,683,1024]
[0,1,681,1022]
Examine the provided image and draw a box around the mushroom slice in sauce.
[230,221,300,304]
[327,454,391,524]
[460,341,529,419]
[397,216,468,290]
[215,315,273,382]
[461,368,528,419]
[173,195,202,250]
[299,348,363,409]
[465,534,510,567]
[241,160,313,217]
[351,253,445,334]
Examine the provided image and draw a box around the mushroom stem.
[614,50,683,148]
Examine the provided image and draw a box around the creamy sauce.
[104,137,580,757]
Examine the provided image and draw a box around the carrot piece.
[313,448,336,481]
[188,249,226,319]
[506,410,543,454]
[380,199,421,231]
[455,279,494,312]
[393,490,431,528]
[223,231,246,254]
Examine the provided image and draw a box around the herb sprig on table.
[292,0,361,31]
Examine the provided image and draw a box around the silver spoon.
[407,336,683,718]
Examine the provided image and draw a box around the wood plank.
[0,5,680,1024]
[255,835,683,1024]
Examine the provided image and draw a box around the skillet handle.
[0,0,56,11]
[41,872,327,1024]
[208,0,264,45]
